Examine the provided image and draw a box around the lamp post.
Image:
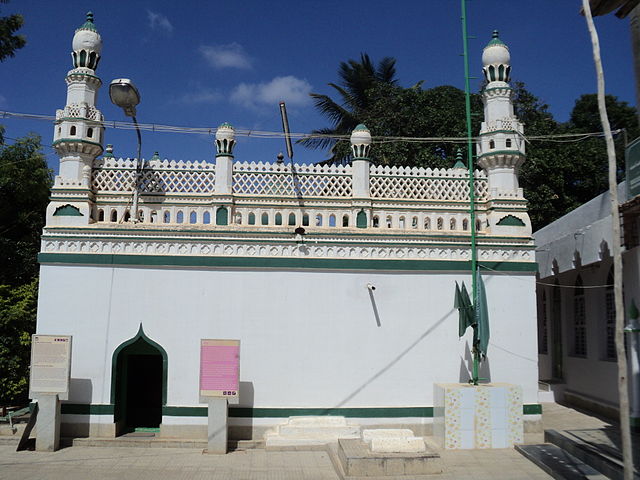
[109,78,142,222]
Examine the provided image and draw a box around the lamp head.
[109,78,141,117]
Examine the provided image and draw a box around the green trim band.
[61,403,114,415]
[60,404,542,418]
[38,252,537,272]
[479,130,518,136]
[477,150,524,159]
[53,138,103,148]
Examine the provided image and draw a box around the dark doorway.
[112,326,167,435]
[125,354,162,428]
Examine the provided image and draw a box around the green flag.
[454,281,474,337]
[474,268,490,357]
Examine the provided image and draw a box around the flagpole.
[461,0,479,385]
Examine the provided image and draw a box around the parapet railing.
[87,157,488,232]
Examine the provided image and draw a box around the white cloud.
[199,43,251,70]
[176,88,222,105]
[230,76,312,109]
[147,10,174,33]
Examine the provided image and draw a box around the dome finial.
[492,29,499,39]
[86,11,94,23]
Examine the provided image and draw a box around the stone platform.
[265,416,360,449]
[334,438,443,478]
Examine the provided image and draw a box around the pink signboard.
[199,339,240,397]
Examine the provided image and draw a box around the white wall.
[36,264,539,411]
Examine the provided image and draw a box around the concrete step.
[287,416,348,427]
[265,416,361,449]
[544,429,640,480]
[516,444,608,479]
[277,425,361,438]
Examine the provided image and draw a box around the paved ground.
[0,403,617,480]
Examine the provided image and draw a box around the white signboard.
[29,335,72,400]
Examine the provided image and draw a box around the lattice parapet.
[483,117,523,133]
[369,165,488,201]
[232,161,353,197]
[92,157,215,194]
[56,104,103,121]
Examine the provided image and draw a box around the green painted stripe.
[479,130,518,136]
[61,403,114,415]
[38,253,537,272]
[477,150,524,159]
[61,404,542,418]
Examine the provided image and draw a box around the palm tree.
[299,53,398,164]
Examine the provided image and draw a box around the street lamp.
[109,78,142,222]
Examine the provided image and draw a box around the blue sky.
[0,1,636,173]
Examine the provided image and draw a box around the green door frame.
[111,325,168,429]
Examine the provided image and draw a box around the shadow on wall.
[229,381,254,441]
[60,378,93,437]
[458,342,492,384]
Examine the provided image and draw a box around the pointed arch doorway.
[111,325,167,435]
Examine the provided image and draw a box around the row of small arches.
[488,138,511,149]
[98,208,214,224]
[97,208,481,231]
[371,215,479,232]
[59,125,100,141]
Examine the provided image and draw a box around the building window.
[605,268,616,361]
[289,213,296,226]
[489,139,495,149]
[437,217,443,230]
[87,127,93,138]
[98,209,104,222]
[573,276,587,357]
[248,213,256,225]
[203,212,211,224]
[463,219,469,231]
[538,291,548,354]
[261,212,269,225]
[342,215,349,227]
[70,126,76,136]
[275,212,283,226]
[506,138,512,147]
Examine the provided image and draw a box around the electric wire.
[0,109,624,145]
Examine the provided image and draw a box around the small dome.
[216,122,235,141]
[482,30,509,67]
[350,124,371,145]
[72,12,102,55]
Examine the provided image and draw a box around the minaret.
[476,31,530,234]
[52,12,104,185]
[47,12,104,226]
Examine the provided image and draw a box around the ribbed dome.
[71,12,102,70]
[482,30,510,67]
[482,30,511,83]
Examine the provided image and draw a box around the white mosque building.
[34,14,541,440]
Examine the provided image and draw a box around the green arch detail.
[110,324,168,406]
[496,214,526,226]
[216,206,229,226]
[53,204,83,216]
[356,209,367,228]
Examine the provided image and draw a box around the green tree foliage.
[305,55,639,230]
[0,0,26,62]
[299,53,399,164]
[0,278,38,405]
[0,134,52,286]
